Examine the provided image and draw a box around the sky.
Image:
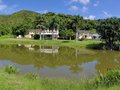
[0,0,120,19]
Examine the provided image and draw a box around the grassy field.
[0,36,101,49]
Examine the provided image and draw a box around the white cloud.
[0,5,19,14]
[103,11,112,17]
[0,4,7,11]
[37,10,48,14]
[69,5,79,11]
[84,15,96,20]
[0,0,8,11]
[81,6,88,13]
[43,10,48,14]
[0,0,19,14]
[79,0,90,5]
[94,1,99,7]
[69,0,90,5]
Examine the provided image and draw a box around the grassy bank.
[0,67,87,90]
[0,36,101,49]
[1,66,120,90]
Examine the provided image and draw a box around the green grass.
[0,68,120,90]
[0,69,87,90]
[97,86,120,90]
[0,36,101,49]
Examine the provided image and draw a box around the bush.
[4,65,20,74]
[34,34,40,40]
[24,73,38,80]
[93,69,120,87]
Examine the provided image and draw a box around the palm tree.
[34,15,46,40]
[49,16,59,30]
[49,16,60,39]
[71,15,83,41]
[35,15,46,30]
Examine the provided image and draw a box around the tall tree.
[71,15,83,41]
[34,15,46,30]
[49,16,60,30]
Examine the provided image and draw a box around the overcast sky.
[0,0,120,19]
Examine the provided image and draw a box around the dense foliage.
[97,17,120,50]
[0,10,96,38]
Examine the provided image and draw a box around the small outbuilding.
[77,30,100,40]
[77,30,92,40]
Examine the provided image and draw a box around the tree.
[60,29,75,40]
[12,24,28,37]
[71,15,83,41]
[67,29,75,40]
[49,16,60,30]
[97,17,120,50]
[34,15,46,30]
[0,24,11,35]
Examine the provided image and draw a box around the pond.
[0,44,120,80]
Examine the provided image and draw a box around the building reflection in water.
[40,46,59,54]
[24,44,35,51]
[23,44,59,54]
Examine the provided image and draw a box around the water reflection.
[0,44,119,79]
[22,44,59,54]
[40,46,59,54]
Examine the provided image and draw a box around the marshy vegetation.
[1,65,120,90]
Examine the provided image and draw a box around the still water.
[0,44,120,80]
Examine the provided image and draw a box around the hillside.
[0,10,40,25]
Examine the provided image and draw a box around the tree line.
[0,10,96,39]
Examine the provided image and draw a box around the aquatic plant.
[4,65,19,74]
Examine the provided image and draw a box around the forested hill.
[0,10,40,25]
[0,10,40,35]
[0,10,97,37]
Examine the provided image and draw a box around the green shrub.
[93,69,120,87]
[34,34,40,40]
[4,65,19,74]
[24,73,38,80]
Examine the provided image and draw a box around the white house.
[25,29,59,40]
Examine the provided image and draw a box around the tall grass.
[0,69,87,90]
[1,66,120,90]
